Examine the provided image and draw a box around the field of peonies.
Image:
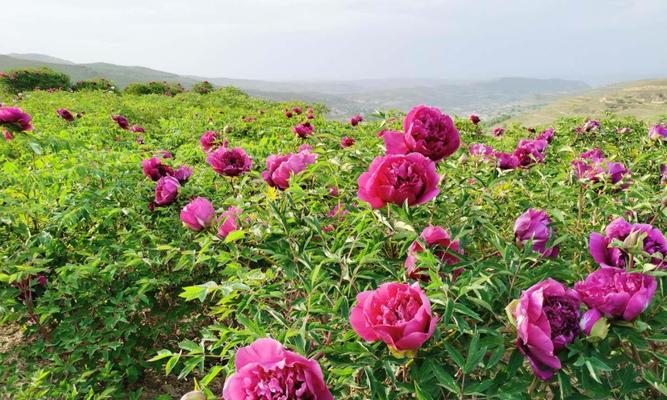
[0,85,666,399]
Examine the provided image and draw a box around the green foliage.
[0,87,665,399]
[0,67,72,93]
[192,81,215,94]
[73,78,117,92]
[124,81,186,96]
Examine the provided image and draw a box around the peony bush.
[0,81,665,399]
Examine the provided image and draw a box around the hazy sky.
[3,0,667,83]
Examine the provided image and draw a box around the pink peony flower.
[222,338,332,400]
[217,206,242,239]
[350,282,438,353]
[575,267,657,321]
[512,279,581,380]
[180,197,216,231]
[492,127,505,137]
[648,124,667,140]
[329,186,339,197]
[357,153,440,209]
[200,131,220,152]
[57,108,75,122]
[341,136,355,148]
[261,148,318,190]
[469,114,481,125]
[350,114,363,126]
[292,122,314,138]
[0,107,33,132]
[571,149,630,187]
[469,143,494,160]
[405,225,463,281]
[536,128,555,143]
[513,139,547,168]
[142,157,174,181]
[589,217,667,269]
[173,165,193,183]
[327,203,349,219]
[154,176,180,206]
[384,105,460,162]
[284,109,293,118]
[579,309,603,336]
[112,114,129,130]
[206,146,253,177]
[494,151,519,170]
[292,107,303,115]
[514,209,559,258]
[130,125,145,133]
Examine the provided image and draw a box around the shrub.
[0,67,71,93]
[73,78,116,92]
[192,80,215,94]
[124,81,186,96]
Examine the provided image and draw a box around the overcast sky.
[3,0,666,83]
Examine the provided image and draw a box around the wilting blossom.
[469,143,494,160]
[571,149,630,187]
[536,128,555,143]
[514,209,559,258]
[579,309,603,336]
[0,106,33,132]
[341,136,355,148]
[512,279,581,380]
[494,152,520,170]
[292,122,314,138]
[111,114,129,130]
[154,176,180,206]
[327,203,349,219]
[217,206,242,239]
[350,282,438,354]
[589,217,667,269]
[130,125,145,133]
[180,197,216,231]
[648,124,667,140]
[357,153,440,209]
[492,127,505,136]
[383,105,460,162]
[142,157,174,181]
[469,114,481,125]
[405,225,463,281]
[575,267,657,321]
[576,119,600,134]
[57,108,75,122]
[172,165,193,183]
[262,148,318,190]
[200,131,220,152]
[222,338,332,400]
[206,146,253,177]
[350,114,363,126]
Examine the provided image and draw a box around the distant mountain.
[1,53,594,118]
[506,79,667,126]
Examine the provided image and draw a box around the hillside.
[507,79,667,126]
[1,54,590,118]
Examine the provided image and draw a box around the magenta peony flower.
[200,131,220,152]
[579,309,603,336]
[494,151,519,170]
[390,105,461,161]
[350,114,363,126]
[261,149,318,190]
[492,127,505,136]
[513,139,546,168]
[180,197,216,231]
[284,109,293,118]
[536,128,555,143]
[57,108,75,122]
[173,165,193,183]
[217,206,242,239]
[292,122,314,138]
[589,217,667,269]
[0,106,33,132]
[357,153,440,209]
[350,282,438,354]
[159,150,173,159]
[154,176,180,206]
[222,338,332,400]
[327,203,349,219]
[130,125,145,133]
[142,157,174,181]
[514,209,559,258]
[206,146,253,177]
[512,279,581,380]
[469,143,494,160]
[292,107,303,115]
[582,119,600,132]
[649,124,667,140]
[571,149,630,187]
[341,136,355,148]
[469,114,481,125]
[575,267,657,321]
[329,186,339,197]
[405,225,463,281]
[111,114,129,130]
